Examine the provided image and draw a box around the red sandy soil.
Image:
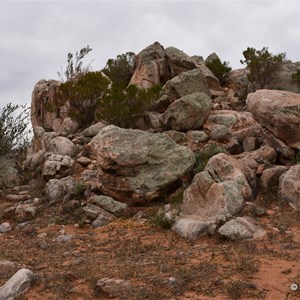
[1,192,300,300]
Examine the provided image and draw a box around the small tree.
[240,47,286,91]
[0,103,31,157]
[58,45,93,82]
[57,71,111,127]
[205,58,231,84]
[102,52,135,86]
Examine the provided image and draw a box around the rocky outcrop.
[159,92,212,131]
[31,79,62,131]
[48,136,78,157]
[279,165,300,210]
[88,125,195,204]
[155,69,211,112]
[173,152,257,240]
[129,42,170,89]
[247,89,300,150]
[165,46,197,77]
[42,154,75,179]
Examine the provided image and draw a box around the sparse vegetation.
[0,102,31,157]
[73,180,87,198]
[102,52,135,86]
[205,57,231,84]
[56,71,111,127]
[58,45,93,82]
[150,207,176,230]
[98,83,161,128]
[240,47,286,91]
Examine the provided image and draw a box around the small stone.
[76,156,92,166]
[96,278,131,297]
[0,223,12,233]
[91,195,128,215]
[91,209,116,228]
[56,235,73,243]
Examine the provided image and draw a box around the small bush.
[240,47,285,91]
[73,181,87,198]
[150,207,176,230]
[206,58,231,84]
[97,83,161,128]
[0,102,31,157]
[56,71,111,128]
[102,52,135,86]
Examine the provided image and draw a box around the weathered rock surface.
[45,176,75,203]
[173,153,257,240]
[129,42,170,89]
[218,216,266,240]
[165,46,197,77]
[48,136,78,157]
[0,157,22,189]
[0,268,34,300]
[31,79,62,131]
[155,69,211,112]
[42,154,75,179]
[89,125,195,204]
[260,166,289,190]
[0,223,12,233]
[159,92,212,131]
[82,122,107,137]
[91,208,116,228]
[247,89,300,150]
[15,204,37,222]
[91,195,128,214]
[279,165,300,210]
[96,278,131,298]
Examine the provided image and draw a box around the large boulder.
[31,79,62,131]
[159,92,212,131]
[48,136,78,157]
[165,46,197,77]
[129,42,170,89]
[173,153,257,240]
[155,69,211,112]
[88,125,195,204]
[42,154,75,179]
[279,165,300,210]
[247,89,300,150]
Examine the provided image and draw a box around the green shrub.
[97,83,161,128]
[73,181,87,198]
[150,207,175,230]
[194,144,225,173]
[240,47,285,91]
[205,58,231,84]
[0,102,31,157]
[56,71,111,128]
[102,52,135,86]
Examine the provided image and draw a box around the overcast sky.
[0,0,299,107]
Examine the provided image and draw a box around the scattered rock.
[95,278,131,297]
[0,223,12,233]
[279,165,300,210]
[82,122,107,137]
[83,204,103,220]
[218,216,266,240]
[0,268,34,300]
[56,234,73,243]
[48,136,78,157]
[260,166,289,190]
[91,209,116,228]
[91,195,128,215]
[76,156,92,166]
[42,154,75,179]
[15,204,37,222]
[159,92,212,131]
